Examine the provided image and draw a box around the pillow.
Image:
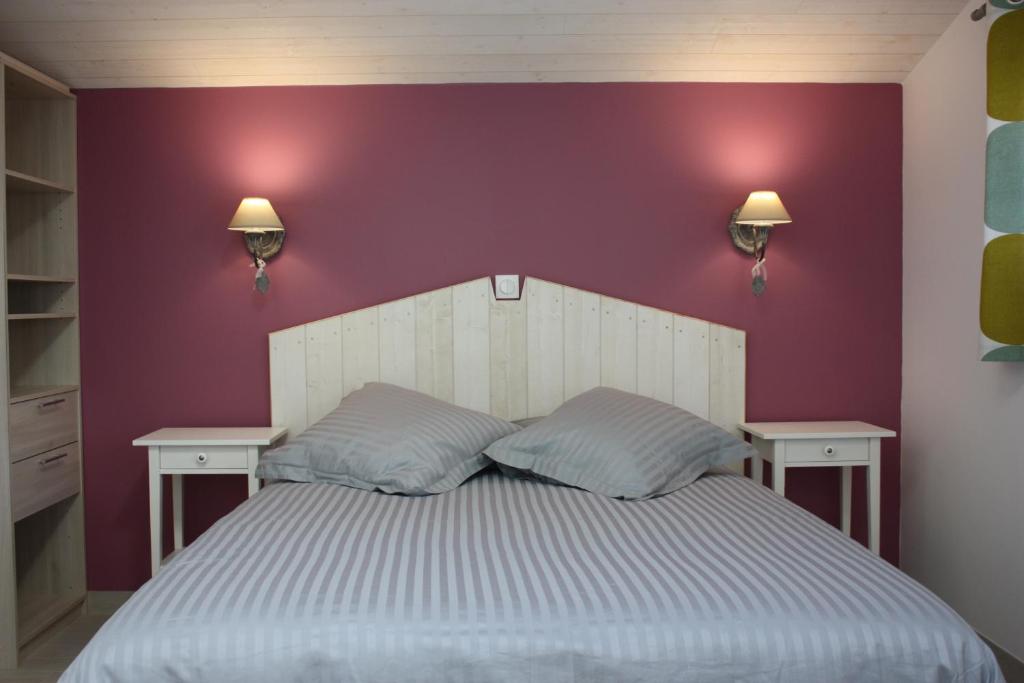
[490,417,548,479]
[256,382,520,495]
[485,387,754,500]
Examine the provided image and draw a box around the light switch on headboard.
[494,275,520,300]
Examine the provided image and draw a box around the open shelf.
[5,64,76,190]
[17,592,83,647]
[7,278,76,316]
[6,191,76,280]
[15,496,86,648]
[6,169,73,194]
[9,384,79,404]
[8,316,79,390]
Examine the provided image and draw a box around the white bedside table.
[738,421,895,554]
[133,427,287,576]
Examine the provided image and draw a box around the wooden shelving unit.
[0,52,83,669]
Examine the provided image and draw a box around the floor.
[991,639,1024,683]
[0,612,108,683]
[0,609,1020,683]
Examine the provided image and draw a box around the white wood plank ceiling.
[0,1,966,88]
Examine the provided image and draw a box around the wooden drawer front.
[11,443,81,522]
[10,391,78,463]
[785,438,869,464]
[159,445,248,470]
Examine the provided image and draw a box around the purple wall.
[77,82,902,590]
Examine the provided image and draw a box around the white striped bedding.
[63,470,1002,682]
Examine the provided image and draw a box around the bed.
[63,469,999,682]
[62,277,1002,682]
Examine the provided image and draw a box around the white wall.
[902,1,1024,660]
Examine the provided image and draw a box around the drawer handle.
[38,398,67,410]
[823,445,836,457]
[196,452,208,464]
[38,452,69,468]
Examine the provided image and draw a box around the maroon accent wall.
[77,83,902,590]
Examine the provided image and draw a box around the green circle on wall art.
[982,346,1024,361]
[988,9,1024,121]
[985,123,1024,232]
[980,234,1024,344]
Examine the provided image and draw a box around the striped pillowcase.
[485,387,755,500]
[256,382,520,495]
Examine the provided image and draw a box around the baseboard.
[981,634,1024,683]
[85,591,133,616]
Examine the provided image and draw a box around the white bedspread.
[63,471,1003,682]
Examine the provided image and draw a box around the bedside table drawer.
[785,438,869,464]
[11,443,81,522]
[159,445,248,470]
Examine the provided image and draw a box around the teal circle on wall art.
[990,0,1024,10]
[985,122,1024,232]
[982,345,1024,361]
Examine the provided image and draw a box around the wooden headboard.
[269,276,746,443]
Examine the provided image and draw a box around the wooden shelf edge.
[17,593,85,648]
[7,274,76,284]
[1,53,73,99]
[7,313,76,321]
[10,385,79,404]
[5,169,74,194]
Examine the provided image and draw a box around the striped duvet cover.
[63,470,1002,682]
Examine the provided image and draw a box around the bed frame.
[269,276,746,464]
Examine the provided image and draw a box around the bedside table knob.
[823,445,836,457]
[196,452,208,464]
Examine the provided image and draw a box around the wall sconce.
[227,197,285,293]
[727,191,792,296]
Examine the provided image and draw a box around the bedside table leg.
[772,458,786,496]
[247,446,260,497]
[147,448,162,577]
[840,466,852,536]
[171,474,184,553]
[868,439,881,555]
[751,452,763,486]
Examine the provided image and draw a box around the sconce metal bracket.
[243,231,286,261]
[727,206,772,256]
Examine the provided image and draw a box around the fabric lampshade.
[227,197,285,233]
[735,191,792,226]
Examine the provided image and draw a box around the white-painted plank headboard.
[269,275,746,449]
